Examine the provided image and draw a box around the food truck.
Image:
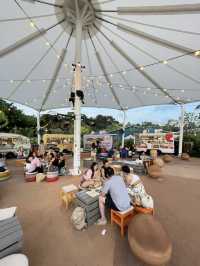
[136,131,175,154]
[83,133,114,151]
[43,134,73,152]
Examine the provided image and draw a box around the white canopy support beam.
[117,4,200,15]
[37,112,41,145]
[117,23,195,55]
[122,110,126,148]
[0,29,46,58]
[73,0,83,176]
[110,40,178,103]
[178,104,185,157]
[40,47,68,111]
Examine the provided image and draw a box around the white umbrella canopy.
[0,0,200,112]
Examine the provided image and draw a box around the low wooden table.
[76,190,100,225]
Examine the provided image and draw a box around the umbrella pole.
[178,104,185,157]
[73,6,83,175]
[37,112,41,145]
[122,110,126,148]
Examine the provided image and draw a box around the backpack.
[71,207,86,230]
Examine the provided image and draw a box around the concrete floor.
[0,158,200,266]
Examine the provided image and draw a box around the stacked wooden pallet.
[75,191,100,225]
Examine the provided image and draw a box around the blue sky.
[14,101,200,125]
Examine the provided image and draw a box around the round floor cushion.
[46,171,59,182]
[0,254,29,266]
[148,165,162,179]
[25,172,37,182]
[153,158,164,168]
[181,153,190,160]
[128,214,172,266]
[0,170,11,181]
[162,155,173,163]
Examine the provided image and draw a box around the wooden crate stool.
[134,206,154,216]
[111,207,134,237]
[60,184,78,209]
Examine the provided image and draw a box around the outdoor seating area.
[1,0,200,265]
[0,157,200,266]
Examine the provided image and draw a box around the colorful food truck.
[136,131,174,154]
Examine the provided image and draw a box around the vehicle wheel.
[6,152,16,159]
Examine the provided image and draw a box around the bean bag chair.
[128,214,172,266]
[153,158,164,168]
[0,254,28,266]
[163,155,173,163]
[181,153,190,160]
[0,170,11,182]
[25,172,37,182]
[46,171,59,182]
[148,165,162,179]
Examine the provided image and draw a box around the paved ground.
[0,158,200,266]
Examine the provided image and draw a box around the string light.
[163,60,168,65]
[42,80,46,83]
[27,80,31,83]
[10,80,14,84]
[122,71,126,75]
[139,66,144,71]
[45,42,50,46]
[147,87,151,91]
[30,22,35,28]
[181,89,185,93]
[194,51,200,56]
[110,74,113,77]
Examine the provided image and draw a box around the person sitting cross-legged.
[97,167,131,225]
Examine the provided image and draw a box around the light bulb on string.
[194,50,200,56]
[163,60,168,65]
[139,66,144,71]
[30,22,35,28]
[10,80,14,84]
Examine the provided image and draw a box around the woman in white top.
[122,165,154,208]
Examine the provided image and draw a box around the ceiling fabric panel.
[0,0,200,111]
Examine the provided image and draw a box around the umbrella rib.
[96,16,195,56]
[40,29,73,111]
[99,22,200,86]
[84,37,98,105]
[14,0,64,56]
[96,16,199,59]
[93,25,177,103]
[117,4,200,15]
[100,14,200,36]
[0,18,65,59]
[0,12,62,23]
[88,30,123,110]
[93,26,144,106]
[7,27,68,101]
[29,0,63,8]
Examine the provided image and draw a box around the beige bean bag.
[163,154,173,163]
[148,165,162,179]
[153,158,164,168]
[181,153,190,160]
[128,214,172,266]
